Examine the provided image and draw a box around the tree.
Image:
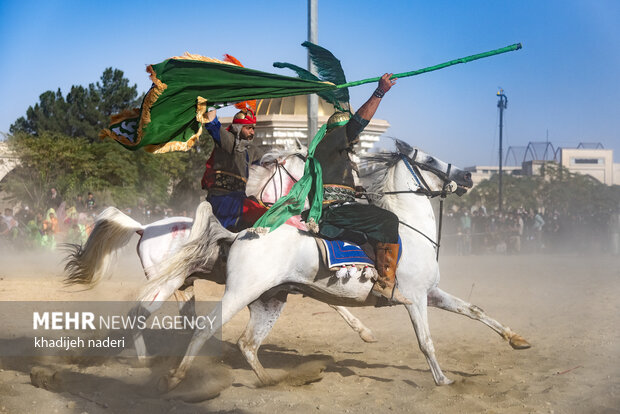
[9,68,140,141]
[446,163,620,220]
[97,67,141,117]
[3,68,211,214]
[2,131,96,211]
[1,131,207,212]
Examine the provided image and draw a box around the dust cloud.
[0,246,618,413]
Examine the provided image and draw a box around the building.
[558,147,616,185]
[0,141,18,182]
[220,96,390,154]
[467,142,620,187]
[0,141,19,211]
[463,165,521,187]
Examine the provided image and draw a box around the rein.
[258,153,305,208]
[379,150,453,262]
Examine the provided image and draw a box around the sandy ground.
[0,248,619,414]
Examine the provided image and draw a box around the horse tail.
[187,198,216,243]
[138,201,235,303]
[63,207,144,287]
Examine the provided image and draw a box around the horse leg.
[330,305,377,343]
[406,299,453,385]
[132,278,187,362]
[174,285,195,319]
[427,287,530,349]
[160,288,265,391]
[238,292,288,385]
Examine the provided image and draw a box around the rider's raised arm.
[346,73,396,144]
[203,109,236,154]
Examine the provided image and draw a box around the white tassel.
[363,266,377,280]
[307,218,320,233]
[335,266,348,279]
[347,266,359,278]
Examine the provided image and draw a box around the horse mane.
[260,143,307,164]
[359,139,413,203]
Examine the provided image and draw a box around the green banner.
[101,55,336,153]
[101,44,522,154]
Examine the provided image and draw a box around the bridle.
[382,149,453,198]
[381,149,454,261]
[258,153,306,208]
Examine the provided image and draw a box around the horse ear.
[395,139,413,155]
[294,138,308,155]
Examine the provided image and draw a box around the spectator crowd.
[0,188,192,251]
[2,188,619,256]
[442,206,620,255]
[0,188,99,250]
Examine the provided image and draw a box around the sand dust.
[0,247,618,413]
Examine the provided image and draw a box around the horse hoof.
[509,334,531,350]
[359,328,378,343]
[437,377,454,386]
[129,356,151,368]
[259,375,278,386]
[158,374,181,393]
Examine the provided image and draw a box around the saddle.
[315,237,403,278]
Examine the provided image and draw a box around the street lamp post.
[497,89,508,213]
[307,0,318,146]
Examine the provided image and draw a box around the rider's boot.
[372,242,412,305]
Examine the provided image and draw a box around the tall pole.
[307,0,318,146]
[497,89,508,213]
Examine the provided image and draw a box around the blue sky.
[1,0,618,167]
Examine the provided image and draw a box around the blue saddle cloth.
[321,237,402,269]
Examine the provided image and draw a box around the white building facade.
[559,148,617,185]
[220,96,389,154]
[466,146,620,187]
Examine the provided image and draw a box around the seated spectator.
[86,192,96,213]
[41,208,58,250]
[64,206,78,228]
[0,208,19,240]
[26,213,45,248]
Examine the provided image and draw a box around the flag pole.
[338,43,522,89]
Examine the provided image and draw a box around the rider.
[201,107,268,231]
[313,73,410,304]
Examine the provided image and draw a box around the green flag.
[102,44,522,154]
[100,53,336,153]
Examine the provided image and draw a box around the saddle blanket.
[319,237,402,270]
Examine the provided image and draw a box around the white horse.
[154,141,531,390]
[63,150,377,360]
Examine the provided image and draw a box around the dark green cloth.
[253,123,335,230]
[313,114,367,188]
[319,204,399,245]
[104,58,337,152]
[314,114,399,245]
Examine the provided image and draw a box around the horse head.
[246,148,307,206]
[393,140,473,197]
[361,140,472,204]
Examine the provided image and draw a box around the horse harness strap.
[397,220,439,249]
[383,153,448,198]
[258,154,305,208]
[380,151,454,262]
[435,163,452,261]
